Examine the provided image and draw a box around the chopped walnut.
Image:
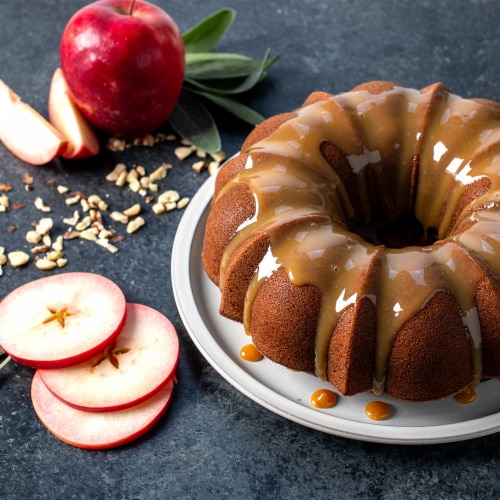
[47,250,64,261]
[95,238,119,253]
[63,210,80,226]
[0,194,9,209]
[65,194,81,206]
[123,203,141,217]
[30,245,50,254]
[126,216,145,234]
[174,146,195,161]
[141,134,155,147]
[34,197,51,213]
[110,211,129,224]
[79,228,99,241]
[106,162,127,182]
[115,170,128,187]
[80,198,90,212]
[127,168,139,183]
[22,171,34,185]
[177,197,190,210]
[26,230,42,244]
[152,202,165,215]
[52,235,64,252]
[35,258,57,271]
[35,218,53,235]
[57,258,68,268]
[158,190,180,204]
[211,150,226,163]
[8,251,30,267]
[75,216,92,231]
[128,179,141,193]
[63,230,80,240]
[210,161,221,175]
[192,160,207,174]
[150,164,170,181]
[106,137,126,152]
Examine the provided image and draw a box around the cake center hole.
[352,212,438,249]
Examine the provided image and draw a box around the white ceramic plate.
[172,174,500,444]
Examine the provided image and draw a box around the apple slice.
[0,272,126,368]
[39,303,180,411]
[31,371,175,450]
[0,79,67,165]
[48,68,99,159]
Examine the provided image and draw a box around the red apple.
[0,79,67,165]
[31,371,175,450]
[48,68,100,159]
[39,303,180,411]
[0,272,126,368]
[60,0,185,138]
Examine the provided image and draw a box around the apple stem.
[129,0,136,15]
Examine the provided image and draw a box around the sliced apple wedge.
[48,68,99,159]
[32,371,175,450]
[0,79,67,165]
[39,303,180,411]
[0,272,126,368]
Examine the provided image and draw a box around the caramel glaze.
[365,400,391,421]
[240,343,263,362]
[310,388,337,409]
[455,385,477,404]
[209,83,500,401]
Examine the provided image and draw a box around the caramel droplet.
[365,400,391,421]
[455,386,477,404]
[310,388,337,409]
[239,343,263,362]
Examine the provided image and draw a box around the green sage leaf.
[185,52,263,81]
[223,49,278,94]
[183,8,236,54]
[193,91,264,125]
[184,50,278,96]
[167,90,221,153]
[177,9,279,149]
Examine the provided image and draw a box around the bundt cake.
[201,81,500,403]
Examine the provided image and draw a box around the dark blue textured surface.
[1,1,500,498]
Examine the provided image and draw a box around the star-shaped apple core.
[92,342,131,370]
[42,306,74,327]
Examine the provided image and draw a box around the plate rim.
[171,173,500,445]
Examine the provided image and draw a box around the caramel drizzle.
[218,86,500,395]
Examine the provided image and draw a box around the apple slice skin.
[39,303,180,412]
[31,371,175,450]
[0,272,127,369]
[0,79,67,165]
[48,68,100,159]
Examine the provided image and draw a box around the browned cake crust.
[385,291,472,402]
[251,266,320,373]
[476,276,500,378]
[327,295,377,396]
[201,81,500,402]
